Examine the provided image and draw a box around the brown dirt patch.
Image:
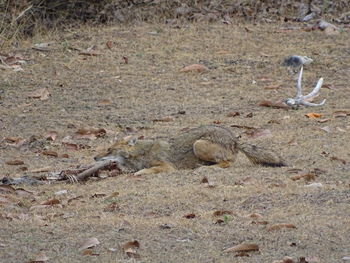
[1,22,350,262]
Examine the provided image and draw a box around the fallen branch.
[63,160,117,183]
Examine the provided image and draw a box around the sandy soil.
[0,22,349,262]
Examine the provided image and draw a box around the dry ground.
[0,21,350,262]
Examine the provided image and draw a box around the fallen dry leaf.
[258,100,289,109]
[41,150,58,157]
[122,240,140,258]
[247,213,263,219]
[317,118,331,123]
[264,85,281,90]
[333,110,350,118]
[75,128,106,140]
[213,210,233,216]
[98,99,112,105]
[290,173,316,182]
[272,256,295,263]
[184,213,196,219]
[258,77,273,82]
[41,198,60,205]
[27,88,50,100]
[5,159,24,165]
[305,113,322,119]
[268,223,296,231]
[180,64,209,73]
[330,156,347,165]
[122,56,128,64]
[4,137,22,143]
[226,111,240,117]
[79,237,100,251]
[152,117,174,122]
[224,243,259,253]
[62,142,80,150]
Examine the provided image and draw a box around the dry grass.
[1,21,350,262]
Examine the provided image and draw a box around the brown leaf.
[264,85,281,90]
[4,137,22,143]
[28,88,50,100]
[322,84,337,90]
[62,142,80,150]
[75,128,106,140]
[81,249,93,256]
[201,177,209,183]
[258,100,289,109]
[247,213,263,219]
[98,99,112,105]
[122,240,140,258]
[305,113,322,119]
[317,118,331,123]
[273,256,295,263]
[184,213,196,219]
[290,173,316,182]
[224,243,259,253]
[268,223,296,231]
[231,124,258,130]
[79,237,100,250]
[213,210,233,216]
[41,199,60,205]
[180,64,209,73]
[333,110,350,118]
[59,153,69,158]
[330,156,347,165]
[226,111,240,117]
[152,117,174,122]
[41,150,58,157]
[5,159,24,165]
[258,77,273,82]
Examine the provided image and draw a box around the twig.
[15,5,33,22]
[72,160,115,182]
